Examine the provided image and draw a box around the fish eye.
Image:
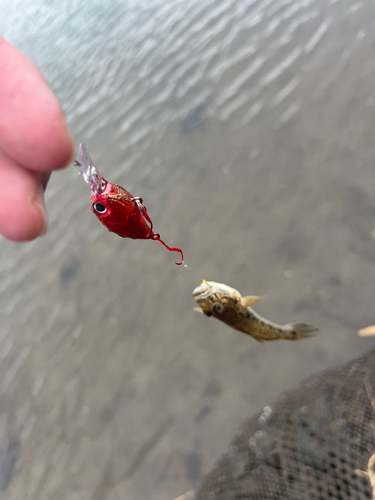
[93,202,107,214]
[213,302,224,314]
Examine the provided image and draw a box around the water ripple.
[304,19,330,53]
[0,347,31,394]
[279,100,301,123]
[261,47,302,86]
[217,56,266,106]
[272,77,300,107]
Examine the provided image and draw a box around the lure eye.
[93,202,107,214]
[213,302,224,314]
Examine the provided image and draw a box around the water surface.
[1,0,375,498]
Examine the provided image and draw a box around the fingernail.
[34,190,48,237]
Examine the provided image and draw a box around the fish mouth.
[192,281,212,300]
[76,143,108,197]
[192,281,228,300]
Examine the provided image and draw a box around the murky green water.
[1,0,375,498]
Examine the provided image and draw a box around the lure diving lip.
[76,144,107,197]
[75,143,184,265]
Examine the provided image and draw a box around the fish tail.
[286,322,318,340]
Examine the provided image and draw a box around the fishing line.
[72,160,82,174]
[181,260,207,284]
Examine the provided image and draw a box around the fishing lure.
[75,144,183,265]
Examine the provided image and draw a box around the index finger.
[0,37,74,172]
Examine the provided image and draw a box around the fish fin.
[355,469,369,478]
[241,295,266,309]
[194,307,212,317]
[286,322,318,340]
[368,452,375,472]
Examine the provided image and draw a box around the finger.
[0,37,74,172]
[0,151,48,241]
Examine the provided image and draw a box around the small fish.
[75,144,183,265]
[192,281,318,342]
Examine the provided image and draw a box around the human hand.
[0,37,74,241]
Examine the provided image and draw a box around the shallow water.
[1,0,375,498]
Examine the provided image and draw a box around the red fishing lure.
[76,144,183,265]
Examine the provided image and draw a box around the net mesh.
[196,349,375,500]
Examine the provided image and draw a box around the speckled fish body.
[192,281,317,342]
